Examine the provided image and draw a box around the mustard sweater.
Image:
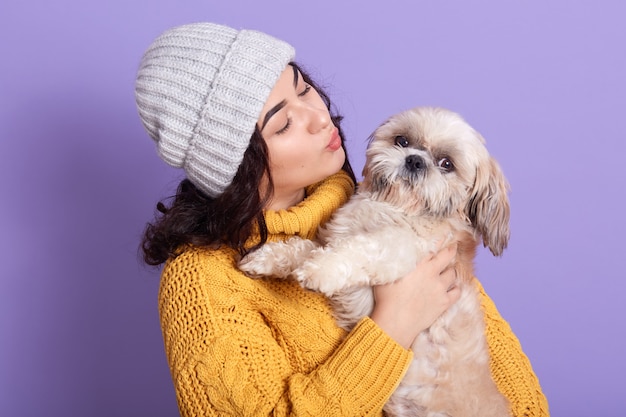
[158,171,549,416]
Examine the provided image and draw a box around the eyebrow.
[259,66,298,131]
[260,100,286,131]
[291,65,299,88]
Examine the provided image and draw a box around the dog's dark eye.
[438,157,454,172]
[394,136,409,147]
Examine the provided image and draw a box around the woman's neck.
[264,188,306,211]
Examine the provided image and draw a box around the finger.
[428,237,451,259]
[431,243,457,271]
[432,238,447,252]
[446,285,462,304]
[440,267,457,289]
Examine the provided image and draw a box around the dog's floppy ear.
[467,157,510,256]
[360,131,388,193]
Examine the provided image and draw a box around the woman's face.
[257,65,346,209]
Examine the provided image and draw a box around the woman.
[135,22,549,416]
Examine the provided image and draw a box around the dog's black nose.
[405,155,425,172]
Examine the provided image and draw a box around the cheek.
[267,139,309,173]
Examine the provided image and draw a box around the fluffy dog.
[240,106,512,416]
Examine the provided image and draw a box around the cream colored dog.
[240,106,512,417]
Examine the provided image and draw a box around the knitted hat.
[135,22,295,197]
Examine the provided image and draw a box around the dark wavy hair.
[141,62,357,266]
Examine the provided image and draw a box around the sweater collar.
[263,171,354,241]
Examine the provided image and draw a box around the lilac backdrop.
[2,1,624,416]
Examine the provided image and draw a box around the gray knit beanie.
[135,22,295,197]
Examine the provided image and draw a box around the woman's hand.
[370,243,460,349]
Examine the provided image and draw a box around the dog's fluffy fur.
[239,107,512,416]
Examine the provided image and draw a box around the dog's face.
[361,107,510,256]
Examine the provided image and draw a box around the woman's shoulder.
[166,244,236,267]
[160,244,241,292]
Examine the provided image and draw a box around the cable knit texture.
[158,170,549,416]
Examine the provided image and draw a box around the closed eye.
[299,84,311,96]
[276,118,291,135]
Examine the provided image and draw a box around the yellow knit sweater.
[158,171,549,416]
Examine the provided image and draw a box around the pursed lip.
[327,127,341,150]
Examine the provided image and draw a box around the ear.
[360,132,386,193]
[466,157,511,256]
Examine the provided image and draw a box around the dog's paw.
[239,240,312,279]
[238,244,283,278]
[294,257,351,296]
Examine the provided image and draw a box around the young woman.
[135,22,549,416]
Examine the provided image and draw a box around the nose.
[405,155,425,172]
[304,102,331,134]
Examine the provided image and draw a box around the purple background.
[2,1,624,416]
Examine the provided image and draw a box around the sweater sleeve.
[280,318,412,416]
[158,249,413,417]
[476,280,550,417]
